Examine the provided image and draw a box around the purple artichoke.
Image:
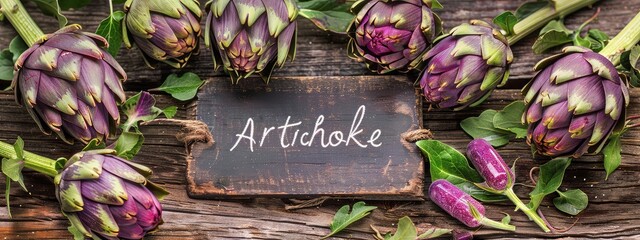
[523,46,629,158]
[123,0,203,68]
[204,0,298,83]
[347,0,442,74]
[12,25,126,144]
[55,149,165,239]
[419,20,513,110]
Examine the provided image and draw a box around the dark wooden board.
[188,76,424,199]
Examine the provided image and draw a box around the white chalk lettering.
[229,105,383,151]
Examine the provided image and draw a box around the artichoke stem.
[506,0,600,44]
[0,0,45,46]
[504,187,551,233]
[0,141,58,177]
[599,12,640,65]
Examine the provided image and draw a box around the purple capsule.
[429,179,486,227]
[466,139,514,191]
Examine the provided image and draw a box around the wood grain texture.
[0,0,638,239]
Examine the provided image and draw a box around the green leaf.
[54,157,67,171]
[58,0,91,10]
[540,20,571,35]
[121,92,169,132]
[460,110,514,147]
[67,225,86,240]
[2,138,26,191]
[603,133,622,180]
[416,140,483,184]
[493,12,518,35]
[620,45,640,87]
[416,228,451,239]
[9,36,28,63]
[323,201,377,239]
[429,0,443,9]
[588,29,609,42]
[553,189,588,215]
[162,106,178,119]
[532,30,572,54]
[501,214,511,224]
[528,158,571,210]
[96,11,125,57]
[30,0,68,28]
[456,182,509,202]
[515,0,550,20]
[82,138,107,151]
[299,9,354,34]
[150,72,204,101]
[386,216,417,240]
[0,36,28,81]
[114,131,144,160]
[493,101,527,138]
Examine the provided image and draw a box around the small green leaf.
[13,137,23,161]
[121,92,168,132]
[553,189,588,215]
[493,101,527,138]
[620,45,640,87]
[528,158,571,210]
[493,12,518,35]
[456,182,509,202]
[31,0,68,28]
[501,214,511,224]
[96,11,125,57]
[429,0,444,9]
[114,131,145,160]
[151,72,204,101]
[603,133,622,180]
[417,227,451,239]
[8,36,28,63]
[82,138,107,151]
[588,29,609,42]
[54,157,67,171]
[416,140,483,184]
[67,225,86,240]
[162,106,178,119]
[540,20,571,35]
[532,30,572,54]
[299,9,353,34]
[323,201,377,239]
[573,35,592,49]
[387,216,417,240]
[515,0,550,20]
[460,110,514,147]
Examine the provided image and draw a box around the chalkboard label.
[187,76,424,199]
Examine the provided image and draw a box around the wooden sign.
[187,76,424,199]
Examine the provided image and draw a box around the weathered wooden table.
[1,0,640,239]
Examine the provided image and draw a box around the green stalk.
[599,12,640,65]
[478,217,516,232]
[504,188,550,233]
[0,0,45,46]
[0,141,58,177]
[507,0,599,44]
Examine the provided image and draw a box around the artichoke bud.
[55,150,165,240]
[12,25,127,144]
[523,46,629,158]
[204,0,299,84]
[123,0,203,68]
[419,20,513,110]
[347,0,443,74]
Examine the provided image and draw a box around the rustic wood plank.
[1,0,638,89]
[0,0,639,239]
[0,88,639,239]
